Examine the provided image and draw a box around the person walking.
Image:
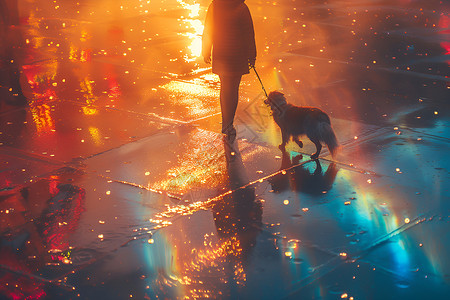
[202,0,256,143]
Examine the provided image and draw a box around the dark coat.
[202,0,256,76]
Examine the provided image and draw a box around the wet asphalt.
[0,0,449,299]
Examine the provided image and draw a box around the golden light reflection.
[152,131,267,196]
[22,58,58,133]
[30,102,55,133]
[88,126,103,145]
[152,130,225,194]
[80,78,99,115]
[177,0,204,62]
[159,232,247,299]
[26,11,44,49]
[80,29,91,42]
[82,106,98,115]
[199,73,219,83]
[69,45,78,61]
[152,172,261,297]
[159,80,219,118]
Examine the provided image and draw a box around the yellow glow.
[80,78,99,115]
[152,131,267,198]
[30,103,55,133]
[199,73,219,82]
[177,1,204,61]
[69,45,78,61]
[88,127,102,145]
[80,29,90,42]
[82,106,98,115]
[152,130,225,193]
[185,19,204,59]
[159,80,219,117]
[168,234,247,298]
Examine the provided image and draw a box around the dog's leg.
[278,130,289,151]
[293,136,303,149]
[310,138,322,159]
[313,160,322,175]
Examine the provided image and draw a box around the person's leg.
[219,74,241,136]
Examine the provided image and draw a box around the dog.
[265,91,339,159]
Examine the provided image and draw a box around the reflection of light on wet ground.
[152,130,267,198]
[22,56,59,133]
[336,171,413,278]
[88,127,103,145]
[69,45,92,62]
[29,102,55,133]
[177,0,203,62]
[145,222,247,298]
[4,1,448,298]
[199,73,219,84]
[438,15,450,64]
[152,130,225,193]
[80,78,99,115]
[158,80,219,117]
[107,75,121,105]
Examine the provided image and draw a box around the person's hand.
[204,56,211,64]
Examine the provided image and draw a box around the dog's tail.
[318,122,339,158]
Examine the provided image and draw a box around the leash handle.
[250,65,269,99]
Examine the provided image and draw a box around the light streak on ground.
[158,80,219,118]
[150,158,314,225]
[177,0,204,62]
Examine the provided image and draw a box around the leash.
[250,65,284,116]
[250,65,269,99]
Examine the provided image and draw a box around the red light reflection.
[438,15,450,64]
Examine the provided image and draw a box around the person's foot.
[222,132,239,163]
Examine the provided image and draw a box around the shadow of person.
[270,150,339,195]
[212,140,262,265]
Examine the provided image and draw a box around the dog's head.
[265,91,287,114]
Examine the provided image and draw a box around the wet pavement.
[0,0,449,299]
